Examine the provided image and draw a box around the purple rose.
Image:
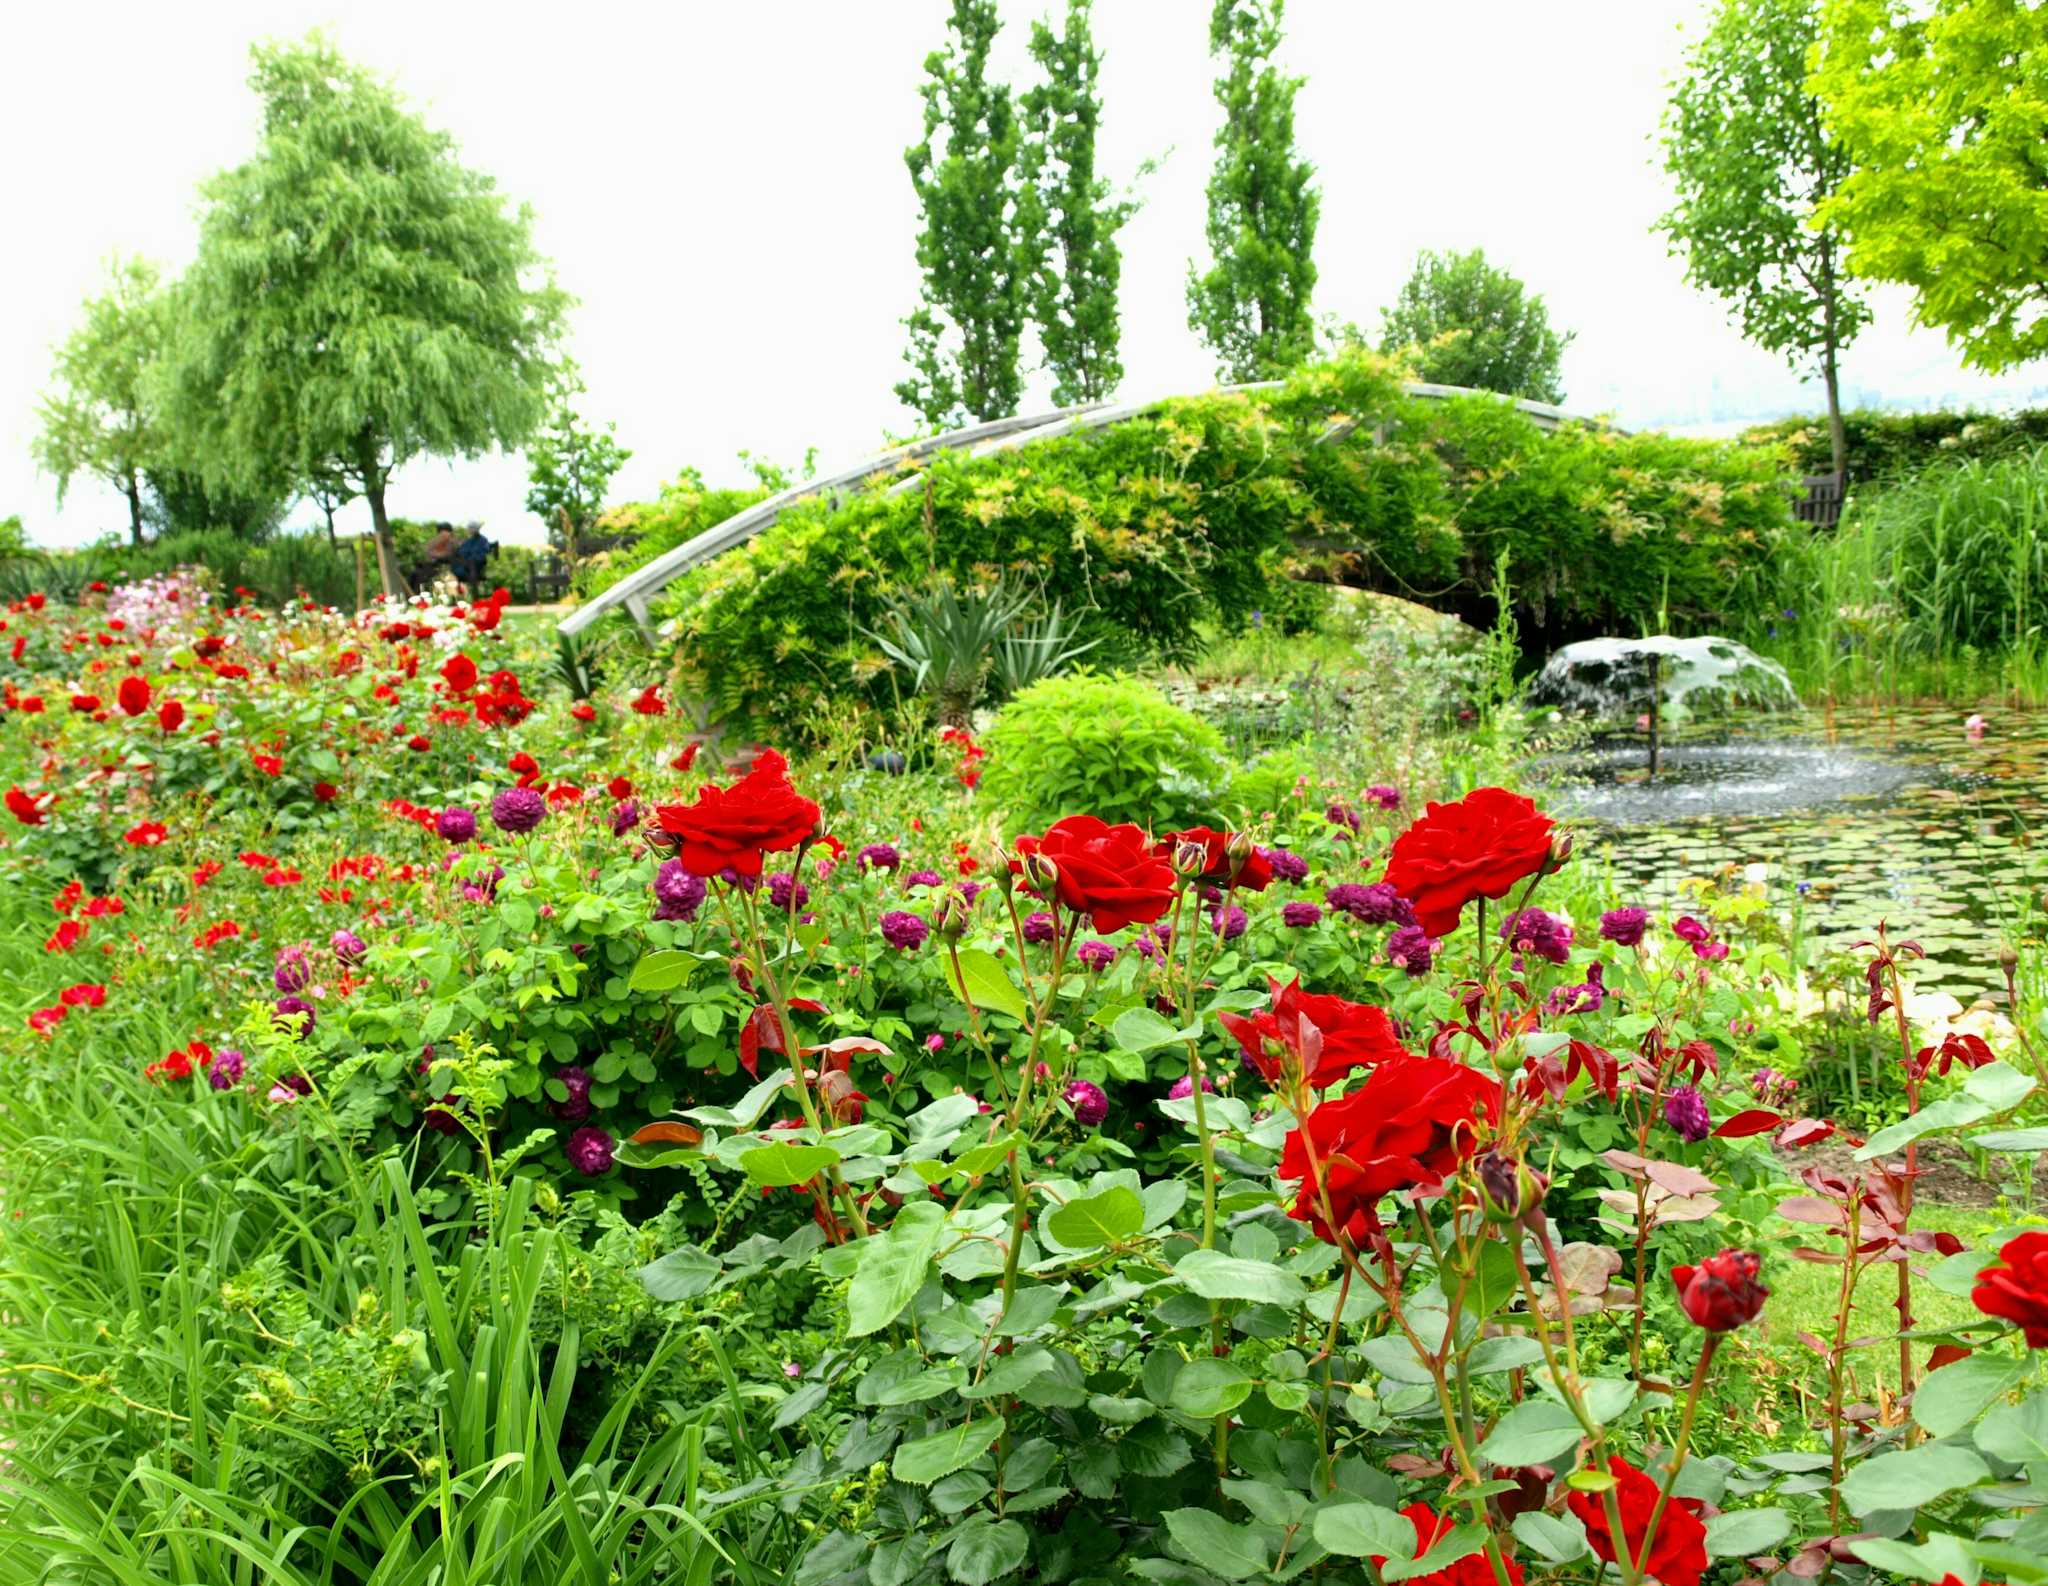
[208,1048,245,1091]
[274,996,316,1037]
[330,929,367,968]
[490,787,547,834]
[1063,1079,1108,1128]
[879,910,929,950]
[654,858,707,922]
[437,805,477,843]
[1600,907,1650,947]
[551,1064,595,1122]
[1076,939,1117,971]
[1326,801,1362,832]
[611,799,641,837]
[1326,882,1414,926]
[1168,1074,1216,1100]
[1665,1084,1711,1143]
[767,871,810,911]
[1673,916,1711,944]
[1500,908,1574,966]
[566,1126,615,1175]
[273,946,311,993]
[1545,961,1607,1016]
[1281,901,1323,928]
[904,868,944,889]
[1366,784,1401,810]
[858,843,901,872]
[1209,903,1248,940]
[1261,846,1308,883]
[1387,923,1439,976]
[1022,911,1056,944]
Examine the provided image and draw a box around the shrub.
[1224,740,1322,818]
[1745,405,2048,483]
[978,671,1231,831]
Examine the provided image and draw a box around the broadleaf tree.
[1020,0,1136,407]
[1660,0,1868,477]
[524,367,632,551]
[898,0,1030,429]
[163,35,567,595]
[1187,0,1319,381]
[1812,0,2048,373]
[1378,249,1573,405]
[33,256,169,546]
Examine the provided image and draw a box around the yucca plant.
[868,576,1097,725]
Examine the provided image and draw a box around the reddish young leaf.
[1713,1108,1782,1138]
[630,1121,703,1146]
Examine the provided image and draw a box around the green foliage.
[580,468,774,599]
[1744,406,2048,483]
[1378,248,1573,405]
[1187,0,1320,380]
[899,0,1030,427]
[33,255,169,545]
[1021,0,1136,407]
[142,463,291,541]
[523,367,632,548]
[1224,741,1320,819]
[1814,0,2048,371]
[648,353,1798,736]
[977,671,1230,830]
[869,576,1098,725]
[1661,0,1866,474]
[163,33,567,593]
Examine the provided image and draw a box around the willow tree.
[1660,0,1866,477]
[165,36,566,594]
[1187,0,1319,381]
[34,256,168,546]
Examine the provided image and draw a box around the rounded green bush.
[979,672,1231,833]
[1226,742,1322,819]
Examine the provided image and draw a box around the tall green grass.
[0,917,801,1584]
[1759,449,2048,705]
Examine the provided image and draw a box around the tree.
[162,36,567,596]
[1812,0,2048,373]
[524,369,632,550]
[1660,0,1868,478]
[1186,0,1319,381]
[898,0,1031,429]
[33,257,168,546]
[1378,249,1573,405]
[1020,0,1136,407]
[142,466,291,542]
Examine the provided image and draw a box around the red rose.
[1671,1248,1768,1331]
[570,701,596,723]
[158,699,184,732]
[632,685,666,715]
[117,675,151,716]
[654,748,821,879]
[6,786,48,825]
[1382,786,1556,938]
[1279,1053,1499,1245]
[1017,815,1176,935]
[441,653,478,694]
[1155,826,1273,891]
[407,734,431,752]
[70,693,101,714]
[125,820,168,847]
[1568,1457,1707,1586]
[1372,1503,1522,1586]
[1974,1232,2048,1345]
[607,776,634,800]
[313,781,339,803]
[1218,976,1408,1086]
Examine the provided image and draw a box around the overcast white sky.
[7,0,2046,550]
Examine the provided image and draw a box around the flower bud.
[1475,1151,1547,1225]
[985,847,1015,893]
[1021,850,1059,895]
[1671,1248,1768,1331]
[1171,839,1208,880]
[2001,943,2020,971]
[1224,830,1256,878]
[1547,829,1575,870]
[932,888,973,941]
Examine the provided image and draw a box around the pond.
[1534,705,2046,1005]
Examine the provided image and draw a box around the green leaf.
[636,1245,720,1301]
[1967,1061,2035,1111]
[1466,1239,1523,1319]
[1314,1502,1413,1558]
[943,947,1028,1024]
[847,1202,949,1337]
[1467,1336,1545,1375]
[1169,1358,1254,1418]
[1913,1353,2032,1437]
[1969,1129,2048,1152]
[1113,1007,1198,1052]
[1162,1509,1271,1581]
[946,1515,1030,1585]
[1926,1247,2001,1298]
[628,948,694,993]
[892,1417,1006,1486]
[1047,1186,1144,1249]
[1704,1509,1792,1558]
[1174,1248,1307,1307]
[1978,1389,2048,1465]
[1477,1401,1585,1466]
[738,1142,841,1188]
[1849,1535,1981,1584]
[1512,1512,1587,1563]
[1384,1523,1488,1582]
[1839,1445,1990,1514]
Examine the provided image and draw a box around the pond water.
[1531,706,2047,1004]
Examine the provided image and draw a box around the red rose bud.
[1225,829,1256,878]
[1171,839,1208,880]
[1671,1248,1768,1331]
[1476,1151,1547,1225]
[933,888,973,941]
[1547,829,1575,870]
[1021,851,1060,895]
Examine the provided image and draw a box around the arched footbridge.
[559,380,1617,643]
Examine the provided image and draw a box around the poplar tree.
[1186,0,1319,381]
[164,35,566,595]
[1021,0,1135,407]
[898,0,1030,429]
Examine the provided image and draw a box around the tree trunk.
[125,473,144,546]
[1819,251,1849,483]
[324,501,337,547]
[364,477,409,600]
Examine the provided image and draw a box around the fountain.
[1526,635,1918,823]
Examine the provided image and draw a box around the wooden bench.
[1794,471,1847,531]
